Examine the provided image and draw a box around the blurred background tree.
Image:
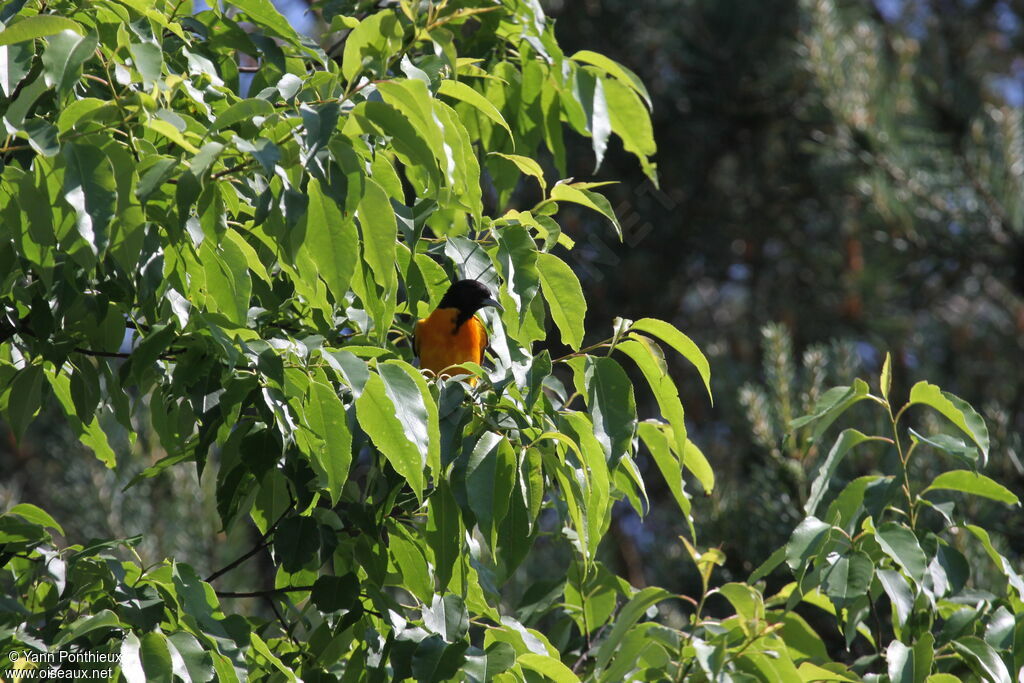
[3,0,1023,653]
[540,0,1024,594]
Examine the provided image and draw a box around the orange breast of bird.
[414,307,488,379]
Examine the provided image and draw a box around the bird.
[413,279,502,381]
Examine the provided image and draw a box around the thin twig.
[216,585,315,598]
[205,505,293,582]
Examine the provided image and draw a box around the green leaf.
[466,432,516,549]
[166,632,214,683]
[637,422,690,521]
[594,587,671,671]
[251,632,298,682]
[822,551,874,603]
[965,524,1024,599]
[464,642,516,682]
[357,179,397,292]
[226,0,307,48]
[791,379,873,441]
[495,223,540,322]
[570,50,652,108]
[129,42,162,85]
[42,30,97,96]
[311,573,360,612]
[572,68,612,171]
[629,318,713,404]
[378,359,440,477]
[411,635,467,683]
[388,523,433,603]
[774,613,830,664]
[304,380,352,505]
[518,653,581,683]
[951,636,1012,683]
[138,632,174,683]
[749,546,786,584]
[6,364,44,440]
[439,79,514,145]
[795,662,861,682]
[550,182,622,238]
[200,238,251,326]
[717,582,765,636]
[0,16,83,46]
[603,76,657,183]
[7,503,64,535]
[190,141,224,177]
[876,522,928,585]
[877,568,914,629]
[536,252,586,350]
[907,381,989,464]
[25,118,59,156]
[45,368,116,467]
[880,352,892,402]
[682,437,714,493]
[0,41,33,97]
[424,594,470,643]
[805,429,878,516]
[887,640,914,683]
[147,118,198,153]
[346,101,440,191]
[136,157,179,202]
[272,516,320,573]
[786,516,831,572]
[584,355,637,467]
[62,142,117,255]
[304,177,358,304]
[121,632,146,683]
[912,633,935,683]
[619,338,687,452]
[923,470,1019,505]
[374,72,450,174]
[210,98,275,131]
[983,606,1015,650]
[489,153,547,194]
[909,428,979,468]
[597,623,673,683]
[425,479,461,593]
[55,610,123,646]
[342,11,404,82]
[355,371,425,500]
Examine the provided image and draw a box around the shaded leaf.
[951,636,1012,683]
[805,429,878,516]
[876,522,928,585]
[584,355,637,467]
[355,372,425,500]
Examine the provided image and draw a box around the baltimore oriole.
[414,279,502,380]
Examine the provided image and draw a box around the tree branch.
[215,585,314,598]
[205,504,293,583]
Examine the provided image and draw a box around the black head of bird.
[438,279,503,319]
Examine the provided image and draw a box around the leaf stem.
[887,401,917,527]
[551,339,613,364]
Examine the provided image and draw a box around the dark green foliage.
[1,0,1022,681]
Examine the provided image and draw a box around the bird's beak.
[481,297,504,312]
